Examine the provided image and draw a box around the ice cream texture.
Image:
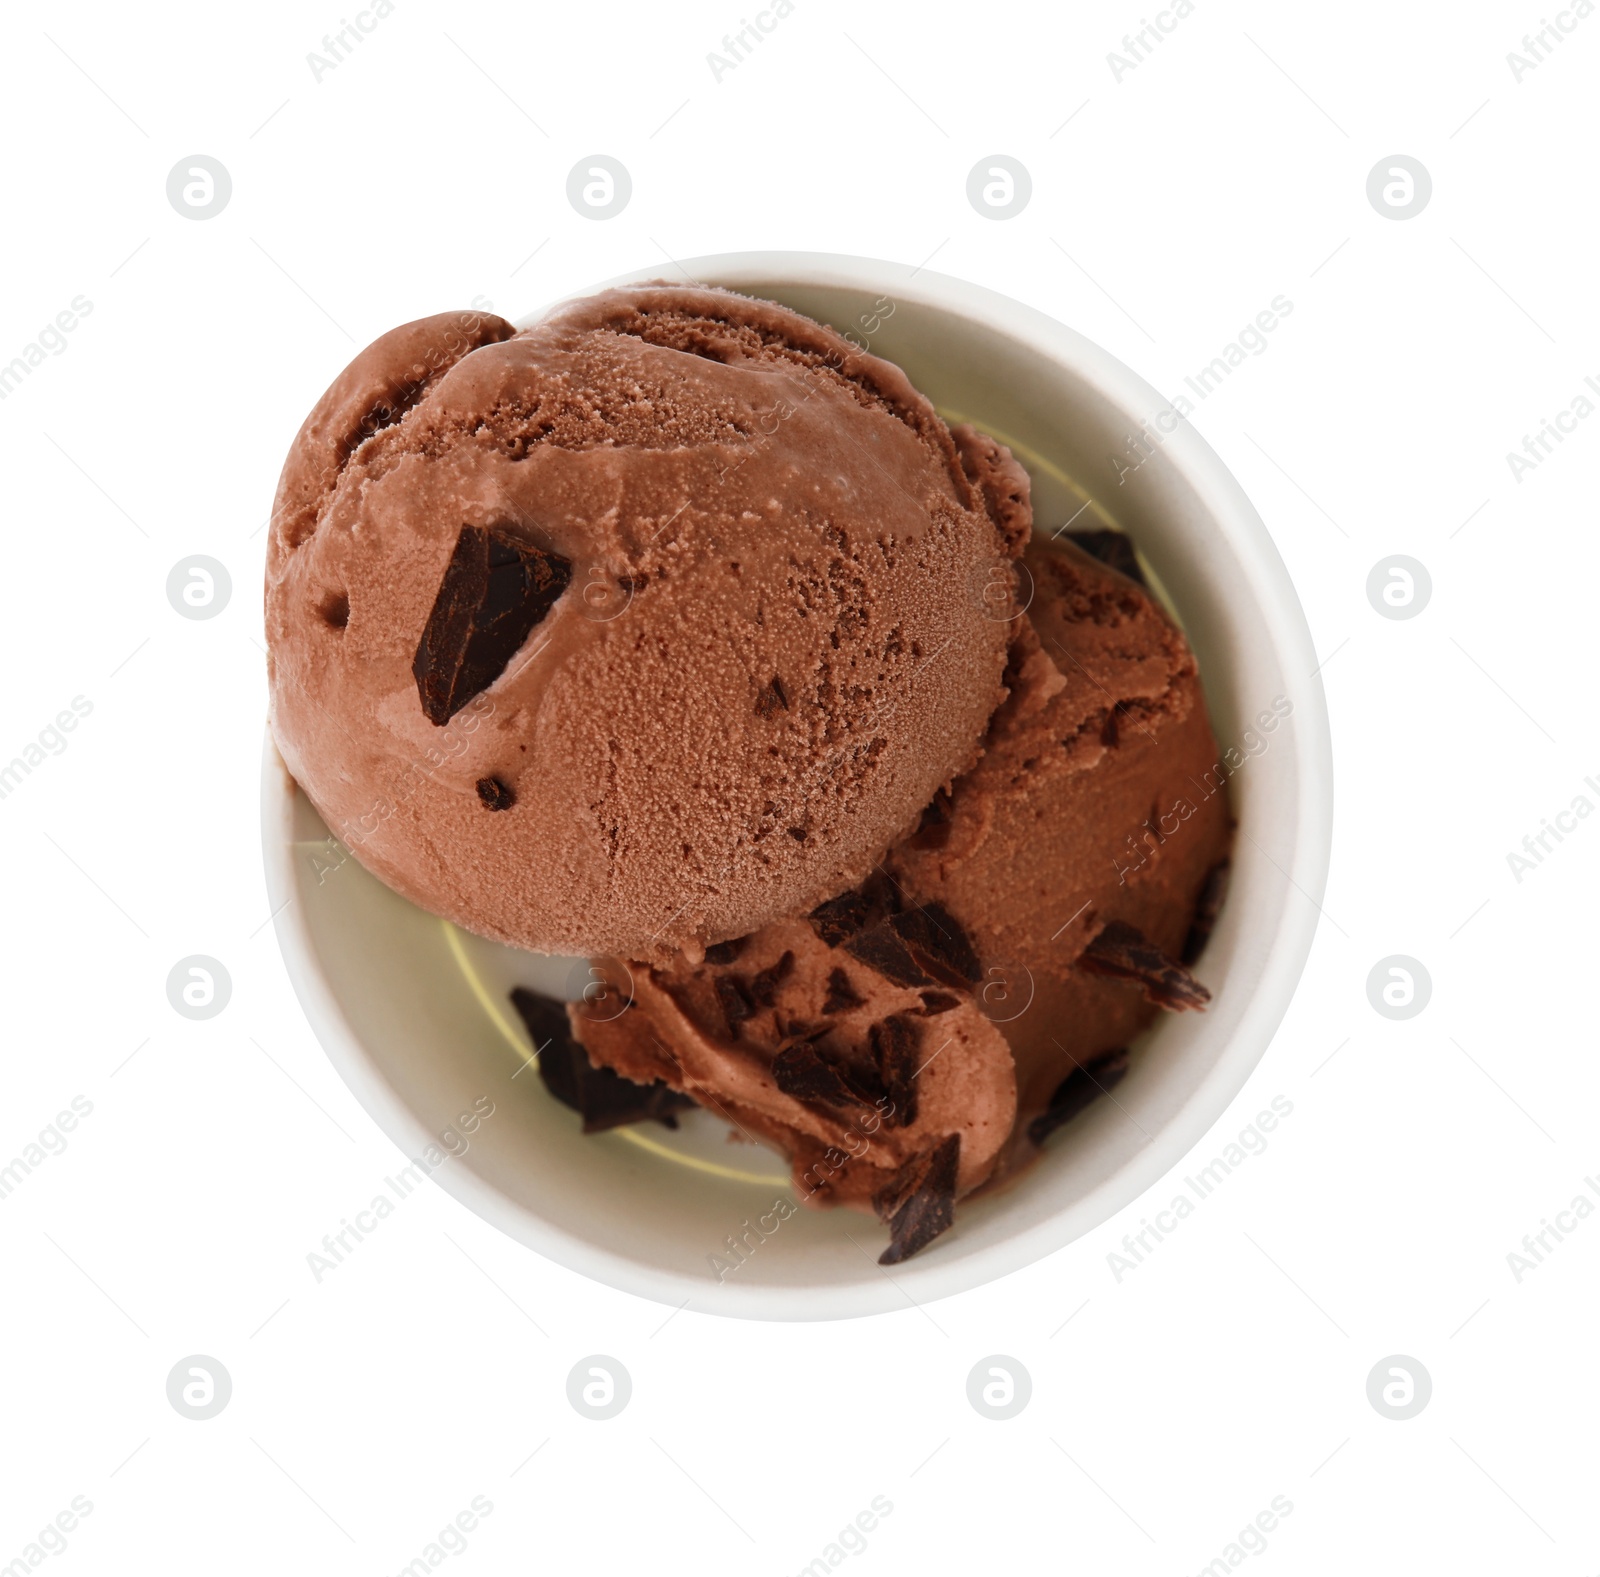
[266,283,1232,1264]
[566,521,1231,1256]
[267,286,1021,961]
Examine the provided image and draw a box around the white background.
[2,0,1596,1571]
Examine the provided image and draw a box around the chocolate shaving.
[890,903,981,988]
[771,1044,867,1109]
[1080,920,1211,1010]
[1027,1047,1129,1146]
[844,921,931,988]
[413,524,571,724]
[1063,529,1147,587]
[703,937,747,966]
[843,903,981,992]
[905,788,953,850]
[319,589,350,630]
[755,675,789,719]
[714,974,756,1034]
[808,889,870,948]
[876,1133,960,1265]
[748,950,795,1009]
[1182,858,1231,965]
[871,1013,921,1128]
[919,991,960,1015]
[821,967,863,1015]
[475,776,515,811]
[510,987,692,1133]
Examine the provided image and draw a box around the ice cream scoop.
[889,532,1233,1137]
[265,286,1021,960]
[570,909,1017,1258]
[561,482,1232,1260]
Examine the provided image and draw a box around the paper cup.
[262,252,1332,1319]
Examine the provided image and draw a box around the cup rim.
[263,250,1333,1319]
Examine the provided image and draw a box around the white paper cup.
[261,251,1332,1320]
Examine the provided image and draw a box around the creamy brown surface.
[572,501,1231,1213]
[266,287,1019,959]
[890,537,1232,1130]
[575,919,1017,1209]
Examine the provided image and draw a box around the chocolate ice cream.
[888,534,1233,1133]
[564,510,1232,1260]
[264,280,1233,1269]
[267,286,1020,960]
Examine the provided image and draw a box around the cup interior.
[263,252,1331,1319]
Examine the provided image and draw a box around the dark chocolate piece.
[876,1133,961,1265]
[1062,528,1147,587]
[843,903,982,992]
[475,776,515,811]
[821,967,864,1015]
[918,991,960,1015]
[714,974,756,1033]
[844,921,931,988]
[870,1012,921,1129]
[703,937,747,966]
[1027,1047,1130,1146]
[808,889,870,948]
[748,950,795,1009]
[319,589,350,630]
[1102,701,1136,748]
[771,1044,867,1109]
[413,524,571,724]
[1182,858,1231,965]
[755,675,789,718]
[891,903,982,989]
[905,788,953,850]
[510,987,692,1133]
[1080,921,1211,1010]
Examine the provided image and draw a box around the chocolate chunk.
[475,776,515,811]
[1182,858,1231,965]
[906,788,953,850]
[843,903,981,992]
[844,920,931,988]
[714,974,756,1034]
[755,675,789,719]
[319,589,350,630]
[1102,701,1138,748]
[870,1013,921,1128]
[748,950,795,1009]
[510,987,693,1133]
[919,991,960,1015]
[821,967,864,1015]
[771,1044,867,1109]
[1062,528,1147,587]
[891,903,981,989]
[413,524,571,724]
[1028,1048,1130,1146]
[510,988,575,1096]
[1080,920,1211,1010]
[876,1133,961,1265]
[808,889,870,948]
[703,936,747,966]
